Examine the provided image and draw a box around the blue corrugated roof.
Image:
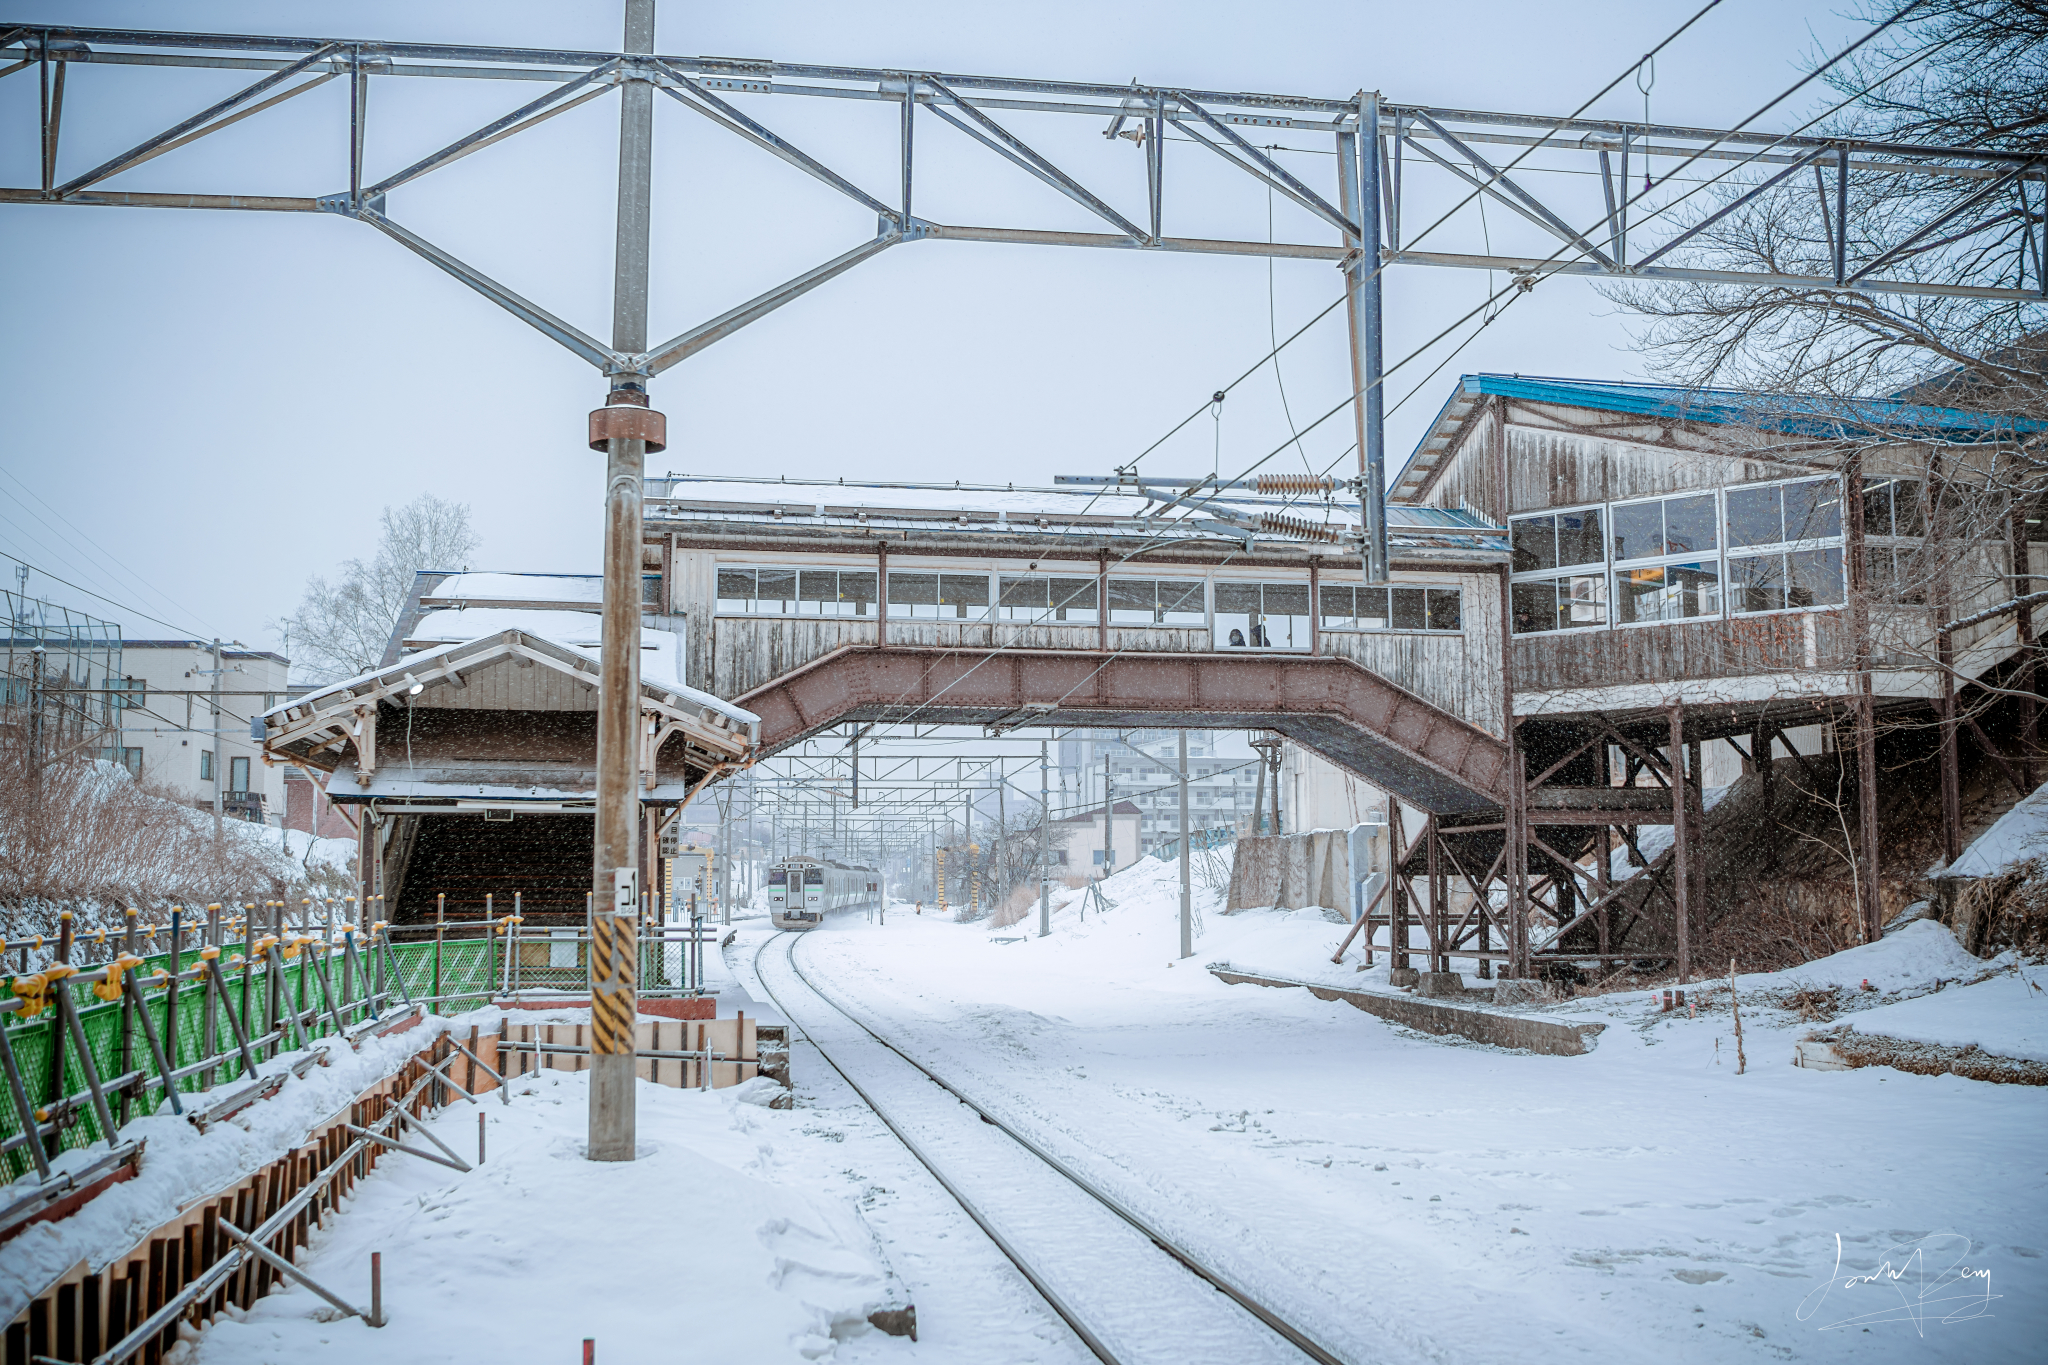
[1451,373,2043,437]
[1395,372,2046,502]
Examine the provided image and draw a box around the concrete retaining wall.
[1211,967,1607,1056]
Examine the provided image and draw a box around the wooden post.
[1668,704,1691,984]
[1425,815,1444,973]
[118,908,138,1125]
[1390,802,1409,971]
[1939,622,1962,868]
[1847,448,1883,942]
[44,913,71,1162]
[1756,721,1775,872]
[2014,501,2037,789]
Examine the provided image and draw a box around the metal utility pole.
[209,638,224,844]
[588,0,660,1165]
[1039,739,1051,938]
[1336,91,1388,584]
[1178,730,1192,959]
[1101,752,1113,877]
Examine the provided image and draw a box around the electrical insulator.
[1256,513,1345,543]
[1255,473,1337,496]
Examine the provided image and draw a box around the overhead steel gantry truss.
[5,22,2043,581]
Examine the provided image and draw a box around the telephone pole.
[1039,738,1051,937]
[588,0,660,1164]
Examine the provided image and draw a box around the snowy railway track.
[755,931,1350,1365]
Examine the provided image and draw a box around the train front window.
[767,869,788,886]
[805,870,826,886]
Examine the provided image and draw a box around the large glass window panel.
[755,568,797,614]
[1783,478,1843,542]
[1263,583,1311,648]
[1564,572,1608,626]
[1318,584,1354,629]
[1614,560,1721,625]
[887,571,939,617]
[1511,514,1558,573]
[1730,553,1788,613]
[1788,547,1845,607]
[716,568,754,613]
[1389,586,1428,631]
[1049,577,1097,623]
[1159,579,1205,625]
[1511,580,1562,634]
[1355,584,1390,629]
[1892,479,1925,536]
[1862,478,1896,538]
[1215,582,1262,634]
[937,572,989,618]
[1726,485,1783,548]
[827,570,876,616]
[1426,587,1463,631]
[1106,578,1157,624]
[798,570,839,612]
[997,575,1047,620]
[1611,500,1664,561]
[1665,494,1717,554]
[1556,508,1604,568]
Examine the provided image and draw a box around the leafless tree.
[288,494,479,682]
[1605,1,2046,417]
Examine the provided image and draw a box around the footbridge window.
[1215,581,1311,649]
[1319,582,1462,633]
[997,574,1100,624]
[887,570,991,620]
[717,566,878,616]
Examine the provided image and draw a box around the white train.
[768,856,880,930]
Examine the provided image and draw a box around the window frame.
[1509,475,1849,637]
[713,563,882,618]
[1316,579,1465,636]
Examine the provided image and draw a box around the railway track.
[754,931,1352,1365]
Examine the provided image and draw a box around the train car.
[768,856,880,930]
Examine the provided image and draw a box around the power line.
[0,549,213,639]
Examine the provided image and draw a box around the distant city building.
[1056,729,1263,853]
[119,641,290,825]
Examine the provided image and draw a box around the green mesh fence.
[0,931,689,1182]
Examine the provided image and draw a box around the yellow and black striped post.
[588,866,638,1160]
[936,848,947,912]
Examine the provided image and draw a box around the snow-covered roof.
[647,476,1507,559]
[421,572,608,606]
[264,626,754,730]
[403,607,692,695]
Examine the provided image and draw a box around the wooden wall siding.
[1420,399,1503,520]
[1501,426,1803,516]
[673,551,717,689]
[711,618,881,698]
[1510,611,1854,692]
[1319,572,1505,737]
[420,656,597,713]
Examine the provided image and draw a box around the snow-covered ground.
[753,859,2046,1364]
[13,854,2042,1364]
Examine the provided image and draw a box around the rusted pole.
[588,0,658,1163]
[1668,704,1690,985]
[1390,800,1409,971]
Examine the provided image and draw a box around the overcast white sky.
[0,0,1868,662]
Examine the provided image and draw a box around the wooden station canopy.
[259,626,758,808]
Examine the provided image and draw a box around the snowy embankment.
[773,854,2047,1365]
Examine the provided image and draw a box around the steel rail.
[757,931,1350,1365]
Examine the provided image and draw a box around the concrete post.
[1039,738,1051,937]
[1178,731,1192,959]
